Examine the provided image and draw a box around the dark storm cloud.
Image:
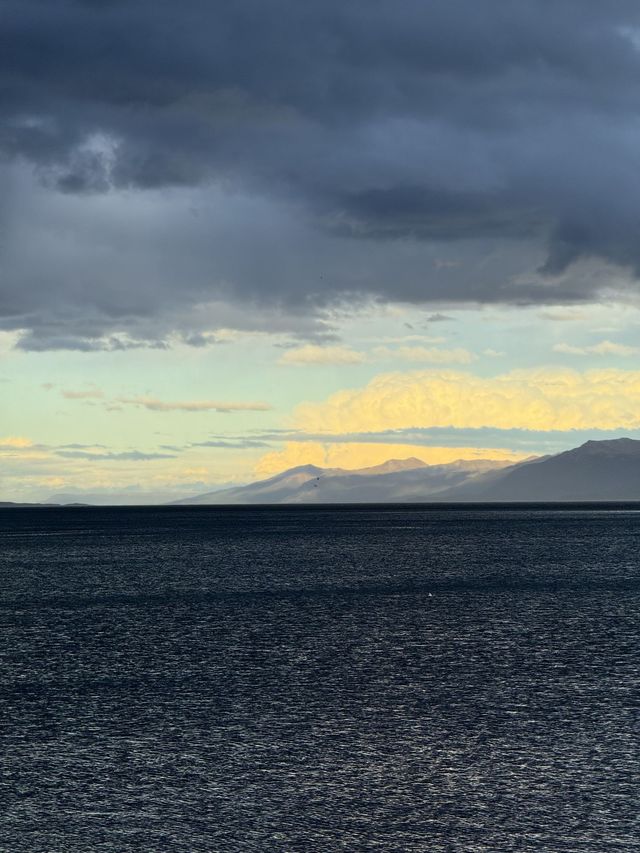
[3,0,640,347]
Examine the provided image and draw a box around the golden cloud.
[0,436,34,449]
[553,340,639,357]
[278,345,366,366]
[292,368,640,433]
[255,442,527,476]
[374,345,476,364]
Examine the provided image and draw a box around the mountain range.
[173,457,511,505]
[176,438,640,504]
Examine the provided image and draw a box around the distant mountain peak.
[437,436,640,502]
[275,464,327,477]
[577,437,640,454]
[175,456,511,504]
[353,457,428,476]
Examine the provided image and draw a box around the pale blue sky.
[4,298,640,501]
[5,2,640,500]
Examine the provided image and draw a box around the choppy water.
[1,505,639,852]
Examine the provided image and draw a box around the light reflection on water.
[1,505,639,852]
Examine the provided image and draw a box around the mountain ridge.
[175,438,640,504]
[435,438,640,502]
[174,456,516,505]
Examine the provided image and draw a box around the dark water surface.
[1,505,639,851]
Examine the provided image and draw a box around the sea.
[1,505,639,852]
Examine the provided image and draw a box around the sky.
[4,0,640,501]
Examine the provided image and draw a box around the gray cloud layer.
[3,1,640,348]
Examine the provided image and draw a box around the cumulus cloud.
[116,396,271,413]
[0,436,48,461]
[375,345,476,364]
[0,436,34,450]
[278,345,366,366]
[552,340,640,356]
[61,388,105,400]
[291,367,640,434]
[4,2,640,347]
